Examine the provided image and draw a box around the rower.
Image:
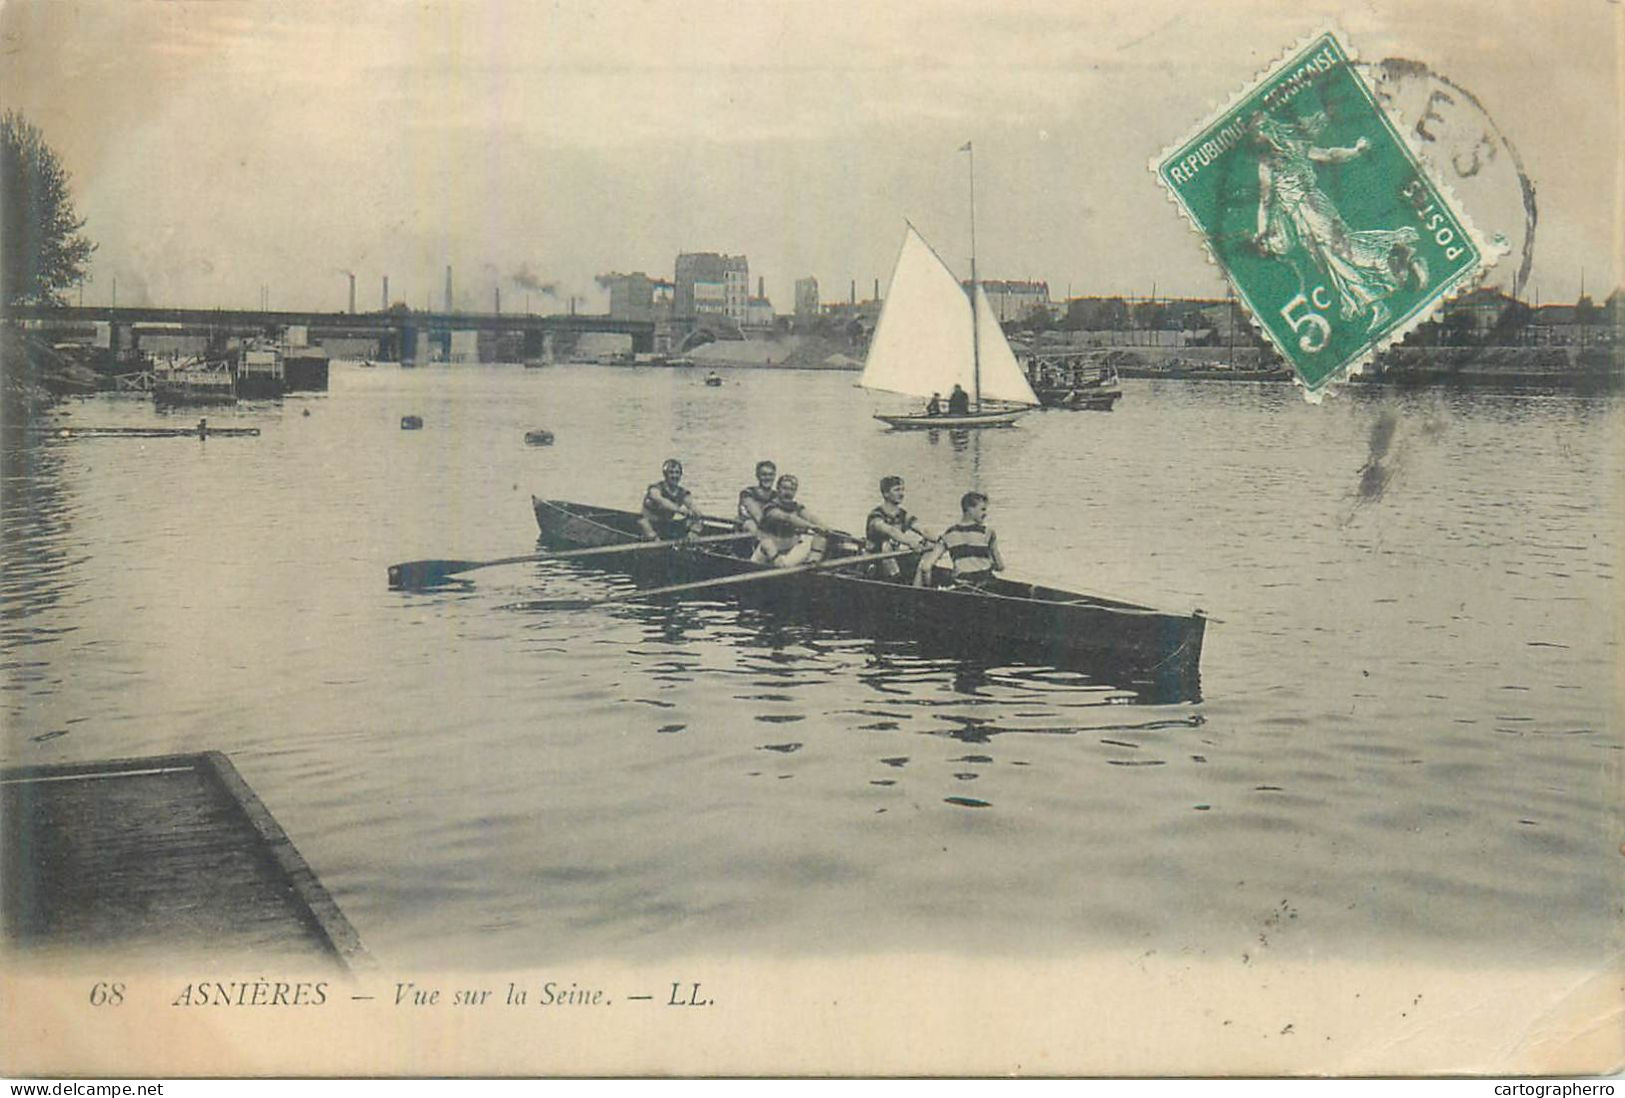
[196,417,208,439]
[915,491,1004,590]
[638,458,696,540]
[751,474,829,568]
[947,383,970,415]
[865,475,933,581]
[737,459,778,538]
[925,392,943,416]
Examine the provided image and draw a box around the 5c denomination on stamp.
[1155,31,1494,393]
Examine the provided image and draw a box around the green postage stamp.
[1155,31,1493,393]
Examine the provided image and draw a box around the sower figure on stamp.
[1251,110,1429,333]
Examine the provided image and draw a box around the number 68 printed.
[1280,287,1333,353]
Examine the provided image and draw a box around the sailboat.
[862,145,1039,429]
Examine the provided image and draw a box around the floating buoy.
[302,408,311,417]
[524,429,554,446]
[401,415,423,430]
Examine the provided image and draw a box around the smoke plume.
[510,264,557,296]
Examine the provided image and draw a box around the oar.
[506,547,916,611]
[388,530,756,589]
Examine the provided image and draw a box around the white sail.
[861,226,975,400]
[861,224,1037,407]
[974,283,1040,405]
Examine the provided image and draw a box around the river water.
[2,365,1619,970]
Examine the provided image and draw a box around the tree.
[2,112,96,307]
[1131,300,1170,331]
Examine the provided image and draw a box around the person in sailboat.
[638,458,696,540]
[737,459,778,537]
[925,392,943,416]
[751,474,829,567]
[865,476,935,581]
[915,491,1004,590]
[947,383,970,415]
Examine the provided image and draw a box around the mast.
[963,140,980,408]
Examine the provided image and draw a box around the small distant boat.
[358,360,377,369]
[1029,362,1123,410]
[523,359,548,369]
[861,149,1039,431]
[704,372,723,387]
[35,425,261,439]
[524,429,555,446]
[401,415,423,430]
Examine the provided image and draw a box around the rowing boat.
[31,425,262,438]
[530,497,1205,700]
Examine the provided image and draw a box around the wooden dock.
[1,752,365,968]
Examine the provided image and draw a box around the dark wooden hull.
[531,498,1204,700]
[1034,386,1123,410]
[874,408,1030,429]
[284,354,330,392]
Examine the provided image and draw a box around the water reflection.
[7,371,1617,966]
[1,444,80,716]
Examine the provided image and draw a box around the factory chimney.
[874,278,879,302]
[495,287,501,315]
[850,280,856,305]
[757,276,764,299]
[348,272,356,314]
[382,275,389,311]
[445,266,453,313]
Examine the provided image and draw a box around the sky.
[2,0,1619,314]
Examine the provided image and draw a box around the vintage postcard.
[1,0,1620,1080]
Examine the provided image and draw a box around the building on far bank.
[675,253,749,325]
[745,296,776,329]
[795,277,820,319]
[604,272,656,322]
[971,279,1051,323]
[744,277,776,331]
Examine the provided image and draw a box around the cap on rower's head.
[880,475,904,495]
[777,474,799,492]
[662,458,683,477]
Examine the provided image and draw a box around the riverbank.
[1039,342,1622,389]
[1,327,102,427]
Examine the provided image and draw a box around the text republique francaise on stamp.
[1155,31,1494,393]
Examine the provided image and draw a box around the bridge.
[5,304,657,359]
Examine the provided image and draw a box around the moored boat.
[1027,358,1124,410]
[531,497,1205,700]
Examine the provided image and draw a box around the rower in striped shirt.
[914,491,1004,590]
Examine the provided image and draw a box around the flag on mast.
[958,141,972,152]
